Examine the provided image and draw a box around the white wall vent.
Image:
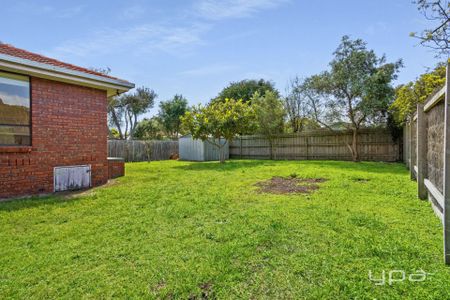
[54,165,91,192]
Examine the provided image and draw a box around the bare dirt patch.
[255,176,327,194]
[188,282,214,299]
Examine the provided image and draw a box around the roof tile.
[0,43,130,83]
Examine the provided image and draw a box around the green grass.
[1,160,449,299]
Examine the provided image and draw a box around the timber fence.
[108,140,178,162]
[404,62,450,264]
[230,128,401,162]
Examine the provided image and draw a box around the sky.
[1,0,442,118]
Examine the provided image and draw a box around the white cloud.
[47,23,210,59]
[46,0,288,61]
[0,91,29,107]
[179,63,238,76]
[194,0,290,20]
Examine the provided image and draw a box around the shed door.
[54,165,91,192]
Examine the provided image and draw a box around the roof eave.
[0,53,135,97]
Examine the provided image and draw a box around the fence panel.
[405,62,450,264]
[108,140,179,162]
[229,129,400,162]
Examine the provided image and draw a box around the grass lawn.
[1,160,450,299]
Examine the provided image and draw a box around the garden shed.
[179,135,229,161]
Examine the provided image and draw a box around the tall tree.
[284,77,318,133]
[252,91,286,159]
[181,99,255,163]
[213,79,279,103]
[158,94,189,138]
[132,117,164,140]
[390,62,446,123]
[410,0,450,56]
[108,87,157,139]
[306,36,402,161]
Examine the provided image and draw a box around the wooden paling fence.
[404,62,450,264]
[230,128,401,162]
[108,140,178,162]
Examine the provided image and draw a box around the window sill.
[0,146,32,153]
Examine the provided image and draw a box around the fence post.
[305,136,309,160]
[409,121,415,180]
[403,125,408,167]
[406,124,410,169]
[240,137,243,159]
[443,63,450,264]
[416,103,427,200]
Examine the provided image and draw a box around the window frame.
[0,70,32,147]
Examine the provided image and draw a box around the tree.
[252,91,285,159]
[88,67,111,75]
[306,36,402,161]
[284,77,319,133]
[181,99,255,163]
[158,94,189,138]
[108,87,157,139]
[410,0,450,56]
[132,117,164,140]
[213,79,279,103]
[390,62,446,123]
[109,128,120,139]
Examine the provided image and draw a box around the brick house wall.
[0,77,108,199]
[108,158,125,179]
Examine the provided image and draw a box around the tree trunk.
[292,119,298,133]
[109,109,124,139]
[219,146,225,163]
[347,129,359,162]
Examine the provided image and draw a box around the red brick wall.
[0,77,108,199]
[108,158,125,179]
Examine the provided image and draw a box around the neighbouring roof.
[0,43,134,96]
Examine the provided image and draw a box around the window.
[0,71,31,146]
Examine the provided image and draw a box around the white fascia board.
[0,53,135,97]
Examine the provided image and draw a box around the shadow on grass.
[173,159,273,171]
[173,159,406,175]
[0,189,89,212]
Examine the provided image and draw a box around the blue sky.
[1,0,441,117]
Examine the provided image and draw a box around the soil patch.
[255,176,327,194]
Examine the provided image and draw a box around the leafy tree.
[109,128,120,139]
[132,117,164,140]
[88,67,111,75]
[306,36,402,161]
[284,76,320,133]
[252,91,286,159]
[158,94,189,138]
[390,62,446,123]
[108,87,157,139]
[410,0,450,56]
[213,79,279,103]
[181,99,255,163]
